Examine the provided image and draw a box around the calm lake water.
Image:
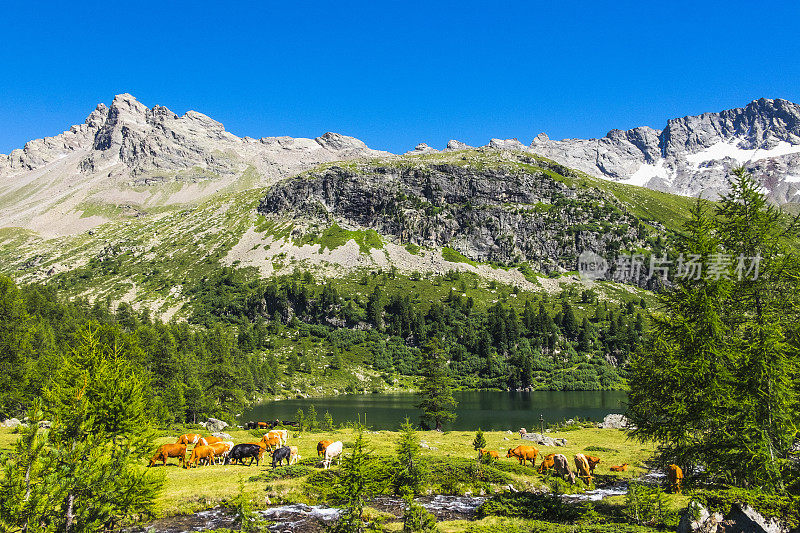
[241,390,628,431]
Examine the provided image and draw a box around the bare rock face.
[678,502,794,533]
[528,98,800,204]
[0,94,388,236]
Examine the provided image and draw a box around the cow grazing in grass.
[289,446,300,465]
[185,445,216,468]
[210,441,234,465]
[506,445,538,467]
[323,441,343,469]
[479,449,499,461]
[272,446,292,468]
[200,435,222,447]
[553,454,575,484]
[149,443,187,467]
[538,453,556,474]
[226,444,264,466]
[317,440,333,457]
[667,464,683,494]
[574,453,592,484]
[584,455,601,474]
[260,435,282,452]
[610,463,629,472]
[267,429,288,446]
[176,434,202,446]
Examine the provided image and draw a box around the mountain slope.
[0,94,387,236]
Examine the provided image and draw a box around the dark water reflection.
[242,390,627,430]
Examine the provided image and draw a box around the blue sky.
[1,1,799,154]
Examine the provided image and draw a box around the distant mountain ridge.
[2,95,799,240]
[528,98,800,204]
[0,94,388,236]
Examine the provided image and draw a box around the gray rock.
[445,139,472,151]
[212,432,232,440]
[205,418,228,433]
[678,501,792,533]
[521,432,562,447]
[2,418,22,428]
[259,155,652,275]
[597,414,629,429]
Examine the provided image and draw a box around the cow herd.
[147,430,684,493]
[148,430,345,471]
[493,445,682,493]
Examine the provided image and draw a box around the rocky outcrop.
[520,432,567,447]
[597,414,630,429]
[678,502,796,533]
[259,153,659,274]
[528,98,800,204]
[205,417,229,433]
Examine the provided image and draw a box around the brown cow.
[584,455,601,474]
[479,449,500,460]
[610,463,629,472]
[574,453,593,484]
[506,445,538,467]
[199,435,222,447]
[317,440,333,457]
[210,441,234,465]
[553,454,575,483]
[149,443,187,467]
[667,464,683,494]
[538,453,556,473]
[176,433,202,445]
[185,445,216,468]
[260,435,282,452]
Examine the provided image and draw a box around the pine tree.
[0,327,162,532]
[416,340,457,431]
[323,411,335,431]
[627,169,800,492]
[307,404,318,431]
[472,428,486,451]
[329,429,382,533]
[393,418,424,495]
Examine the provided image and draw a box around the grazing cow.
[584,455,601,474]
[268,429,289,445]
[667,464,683,494]
[226,444,265,466]
[257,421,269,429]
[289,446,300,465]
[260,435,282,452]
[574,453,593,484]
[479,449,499,460]
[323,441,343,469]
[317,440,333,457]
[610,463,629,472]
[506,445,539,467]
[553,454,575,484]
[272,446,292,468]
[537,453,556,474]
[185,445,216,468]
[200,435,222,447]
[176,434,202,445]
[149,443,187,467]
[210,441,234,465]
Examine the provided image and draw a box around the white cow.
[289,445,300,465]
[323,441,343,469]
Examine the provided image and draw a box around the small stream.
[139,472,664,531]
[139,495,485,533]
